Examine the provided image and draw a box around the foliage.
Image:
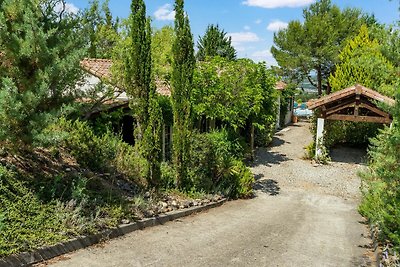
[279,84,296,128]
[196,24,236,61]
[323,25,396,148]
[271,0,370,95]
[160,162,176,189]
[124,0,151,139]
[41,118,148,185]
[0,166,66,257]
[0,0,85,144]
[142,92,163,187]
[171,0,195,188]
[193,57,277,131]
[323,120,383,148]
[329,25,397,96]
[359,124,400,252]
[186,129,253,198]
[152,26,175,81]
[83,0,120,59]
[314,137,331,164]
[122,0,162,187]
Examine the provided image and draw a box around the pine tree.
[197,24,236,61]
[124,0,162,186]
[329,25,396,96]
[0,0,85,144]
[171,0,195,188]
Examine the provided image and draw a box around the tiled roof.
[80,58,171,96]
[81,58,286,95]
[275,81,287,90]
[80,58,113,80]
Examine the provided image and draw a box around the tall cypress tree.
[125,0,151,140]
[124,0,162,186]
[171,0,195,188]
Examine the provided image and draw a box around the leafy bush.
[324,120,382,148]
[160,162,176,189]
[359,126,400,252]
[186,129,254,198]
[39,118,148,185]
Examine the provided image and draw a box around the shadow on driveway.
[251,148,291,168]
[253,179,280,196]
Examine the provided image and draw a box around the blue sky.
[67,0,399,65]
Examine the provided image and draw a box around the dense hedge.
[359,124,400,253]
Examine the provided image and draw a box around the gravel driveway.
[44,121,373,267]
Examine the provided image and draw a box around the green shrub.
[39,118,147,185]
[323,120,382,148]
[216,160,254,199]
[186,129,254,198]
[160,162,176,189]
[359,126,400,252]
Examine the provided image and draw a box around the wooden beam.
[325,102,355,116]
[326,114,392,124]
[359,103,390,118]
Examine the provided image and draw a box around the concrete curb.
[369,225,381,267]
[0,199,227,267]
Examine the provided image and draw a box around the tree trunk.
[317,65,322,96]
[326,81,331,95]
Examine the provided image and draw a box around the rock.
[144,191,151,199]
[171,200,178,207]
[179,205,185,209]
[203,199,210,204]
[65,167,71,172]
[121,219,130,224]
[160,202,168,209]
[145,210,154,217]
[192,201,199,207]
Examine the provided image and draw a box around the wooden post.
[315,118,325,158]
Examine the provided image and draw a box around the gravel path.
[44,122,373,267]
[252,121,366,200]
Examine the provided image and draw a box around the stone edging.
[370,225,381,267]
[0,199,227,267]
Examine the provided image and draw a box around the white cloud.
[154,4,175,21]
[228,32,260,44]
[243,0,315,9]
[244,25,251,31]
[54,2,79,14]
[254,19,262,24]
[250,49,277,65]
[267,20,288,31]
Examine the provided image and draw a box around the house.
[79,58,293,157]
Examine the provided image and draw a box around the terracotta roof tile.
[80,58,171,96]
[275,81,287,90]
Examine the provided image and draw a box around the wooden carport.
[307,84,395,158]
